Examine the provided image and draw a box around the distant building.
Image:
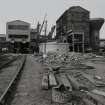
[0,34,6,52]
[100,39,105,51]
[56,6,104,52]
[6,20,30,53]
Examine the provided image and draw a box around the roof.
[7,20,30,25]
[90,18,104,30]
[90,18,105,21]
[68,6,89,13]
[56,6,89,22]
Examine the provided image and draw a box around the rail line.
[0,54,18,69]
[0,54,26,105]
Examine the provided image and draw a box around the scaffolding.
[67,31,85,53]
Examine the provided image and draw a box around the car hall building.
[6,20,30,53]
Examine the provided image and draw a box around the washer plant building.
[56,6,104,52]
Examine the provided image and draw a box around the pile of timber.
[40,52,105,104]
[41,67,105,104]
[41,72,57,90]
[68,72,95,90]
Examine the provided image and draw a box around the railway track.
[0,54,18,69]
[0,54,26,105]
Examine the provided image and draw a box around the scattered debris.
[39,52,105,104]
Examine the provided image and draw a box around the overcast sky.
[0,0,105,38]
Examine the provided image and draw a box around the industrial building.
[56,6,104,52]
[6,20,30,53]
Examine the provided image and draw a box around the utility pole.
[44,20,47,55]
[37,22,40,44]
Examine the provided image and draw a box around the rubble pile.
[42,52,95,70]
[40,52,105,105]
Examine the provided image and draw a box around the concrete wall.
[39,42,69,53]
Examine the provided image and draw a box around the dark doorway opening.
[11,42,29,53]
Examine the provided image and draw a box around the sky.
[0,0,105,38]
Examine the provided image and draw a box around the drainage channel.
[0,55,26,105]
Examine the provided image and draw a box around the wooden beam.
[92,89,105,97]
[66,74,80,90]
[87,92,105,105]
[41,73,49,90]
[83,98,95,105]
[60,73,72,91]
[49,73,57,87]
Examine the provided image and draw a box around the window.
[8,34,28,39]
[8,25,29,30]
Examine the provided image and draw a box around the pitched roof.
[7,20,30,25]
[68,6,89,13]
[56,6,89,22]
